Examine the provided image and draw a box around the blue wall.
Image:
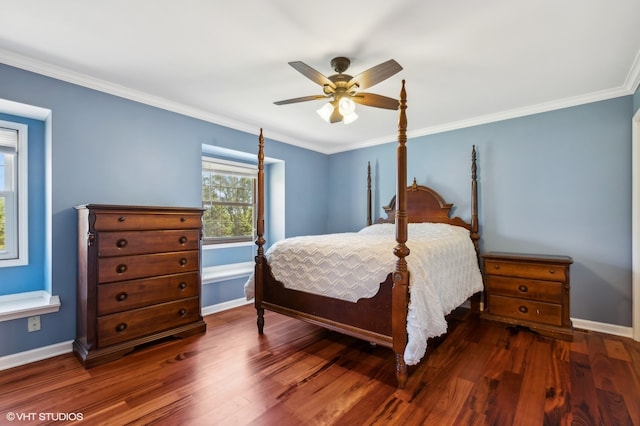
[0,63,329,356]
[329,96,633,327]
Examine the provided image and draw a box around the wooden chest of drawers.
[73,205,207,367]
[481,252,573,341]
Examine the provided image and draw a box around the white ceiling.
[1,1,639,154]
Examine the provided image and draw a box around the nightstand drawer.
[485,275,563,304]
[488,295,562,327]
[485,259,567,282]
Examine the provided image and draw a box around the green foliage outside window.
[202,168,255,243]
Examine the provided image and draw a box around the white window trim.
[0,98,59,321]
[0,120,28,267]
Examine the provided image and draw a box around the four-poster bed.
[246,81,482,388]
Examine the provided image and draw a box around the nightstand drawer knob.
[179,258,188,266]
[116,292,128,301]
[116,264,127,274]
[178,308,187,317]
[518,285,528,293]
[116,238,128,248]
[518,306,528,314]
[178,236,188,244]
[549,268,555,274]
[115,323,128,332]
[179,282,187,290]
[494,265,500,270]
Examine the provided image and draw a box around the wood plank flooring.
[1,305,639,425]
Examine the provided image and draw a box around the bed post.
[255,129,265,333]
[470,145,479,255]
[470,145,483,312]
[393,80,409,389]
[367,162,372,226]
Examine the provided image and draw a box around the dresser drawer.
[98,250,199,283]
[485,275,563,304]
[484,259,567,282]
[97,297,201,347]
[93,212,202,231]
[98,229,200,257]
[97,272,199,315]
[488,294,562,327]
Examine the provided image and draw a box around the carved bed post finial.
[367,162,372,226]
[393,80,409,389]
[255,128,265,333]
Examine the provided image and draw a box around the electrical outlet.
[27,316,41,332]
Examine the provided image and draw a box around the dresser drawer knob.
[178,236,188,244]
[518,285,528,293]
[116,238,128,248]
[179,282,187,290]
[549,268,555,274]
[115,323,128,332]
[179,258,188,266]
[494,265,500,270]
[118,216,126,222]
[518,306,528,314]
[116,264,127,274]
[180,217,187,222]
[178,308,187,317]
[116,292,128,301]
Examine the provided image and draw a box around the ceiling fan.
[274,57,403,124]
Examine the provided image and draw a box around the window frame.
[0,120,28,267]
[201,156,257,246]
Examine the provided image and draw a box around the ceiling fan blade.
[351,92,399,110]
[289,61,336,88]
[347,59,403,90]
[274,95,328,105]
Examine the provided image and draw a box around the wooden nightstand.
[481,252,573,341]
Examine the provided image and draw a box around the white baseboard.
[202,297,253,316]
[0,340,73,371]
[571,317,634,338]
[0,312,633,371]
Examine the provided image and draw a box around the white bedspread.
[244,222,483,365]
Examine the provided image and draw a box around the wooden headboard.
[366,145,479,253]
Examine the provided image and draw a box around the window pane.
[202,158,256,243]
[0,126,18,261]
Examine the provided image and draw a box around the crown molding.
[2,47,639,156]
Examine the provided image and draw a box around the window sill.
[202,262,254,285]
[0,291,61,322]
[203,241,255,250]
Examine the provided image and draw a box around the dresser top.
[482,252,573,264]
[75,204,204,213]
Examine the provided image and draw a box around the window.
[0,120,28,265]
[202,157,256,245]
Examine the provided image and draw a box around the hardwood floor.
[1,305,639,425]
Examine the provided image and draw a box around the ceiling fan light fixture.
[338,97,356,116]
[316,102,334,122]
[343,111,358,124]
